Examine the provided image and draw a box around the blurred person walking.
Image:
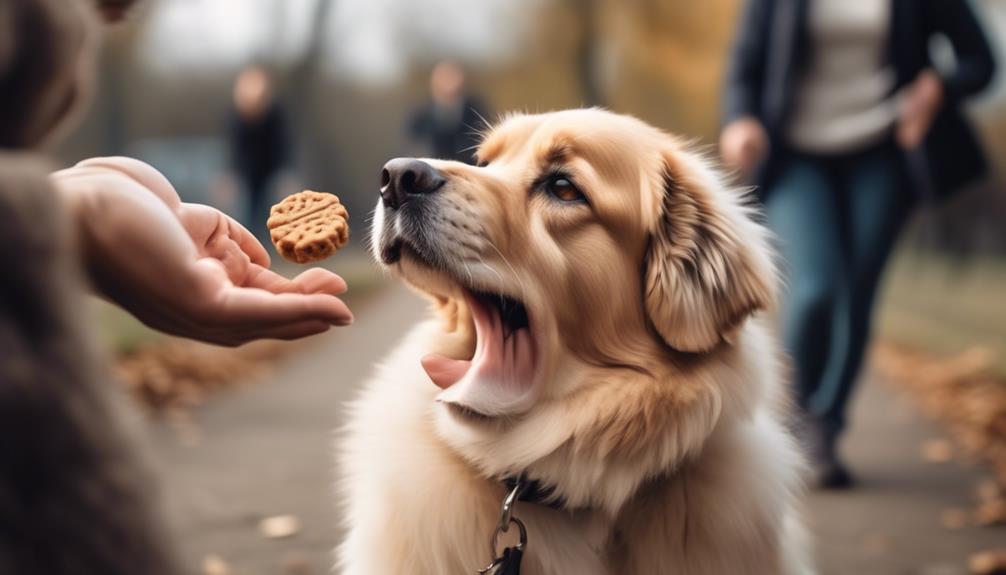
[229,64,290,240]
[408,61,489,164]
[0,1,351,573]
[720,0,995,488]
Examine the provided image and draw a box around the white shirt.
[786,0,899,153]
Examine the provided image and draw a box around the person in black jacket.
[408,61,489,164]
[229,64,290,240]
[720,0,995,488]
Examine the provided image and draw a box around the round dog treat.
[267,190,350,264]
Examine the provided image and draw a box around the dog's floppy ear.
[643,144,777,353]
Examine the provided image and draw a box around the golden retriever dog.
[337,109,813,574]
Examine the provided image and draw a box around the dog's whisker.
[475,257,506,289]
[470,108,496,136]
[461,259,476,287]
[486,239,530,308]
[458,142,483,155]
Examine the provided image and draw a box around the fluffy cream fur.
[337,109,814,574]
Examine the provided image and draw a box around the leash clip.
[477,479,528,573]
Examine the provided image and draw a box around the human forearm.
[51,162,202,306]
[722,0,773,125]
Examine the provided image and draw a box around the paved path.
[810,370,1003,575]
[144,284,1004,574]
[146,284,427,575]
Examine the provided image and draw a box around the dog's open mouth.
[422,289,537,413]
[383,237,541,416]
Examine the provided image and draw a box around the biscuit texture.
[267,191,349,264]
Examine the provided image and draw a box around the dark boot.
[795,416,855,490]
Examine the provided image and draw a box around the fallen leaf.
[941,508,969,530]
[974,499,1006,527]
[862,532,893,555]
[969,549,1006,575]
[259,514,301,539]
[919,565,968,575]
[978,479,1002,503]
[202,554,231,575]
[283,553,313,574]
[921,439,954,463]
[116,339,292,414]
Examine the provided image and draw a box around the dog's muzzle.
[375,158,448,265]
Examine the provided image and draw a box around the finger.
[215,287,354,327]
[243,265,349,296]
[903,93,928,119]
[898,121,922,150]
[244,264,302,293]
[896,123,911,149]
[226,216,271,267]
[209,238,253,286]
[248,320,334,341]
[291,268,348,296]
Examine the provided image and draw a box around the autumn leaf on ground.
[259,514,302,539]
[969,549,1006,575]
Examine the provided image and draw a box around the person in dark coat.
[0,1,352,573]
[408,60,490,164]
[720,0,996,488]
[229,64,290,239]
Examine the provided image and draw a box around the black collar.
[502,476,570,511]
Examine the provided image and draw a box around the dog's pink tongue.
[421,293,535,407]
[421,292,493,389]
[421,355,470,390]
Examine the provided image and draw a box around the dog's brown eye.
[546,177,585,203]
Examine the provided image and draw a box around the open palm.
[53,157,353,346]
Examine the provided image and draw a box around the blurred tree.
[97,20,145,155]
[574,0,605,107]
[598,0,740,139]
[287,0,339,190]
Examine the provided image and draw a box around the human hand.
[52,157,353,346]
[719,116,770,177]
[897,69,944,150]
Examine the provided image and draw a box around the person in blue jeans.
[720,0,996,488]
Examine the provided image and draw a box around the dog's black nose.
[380,158,446,209]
